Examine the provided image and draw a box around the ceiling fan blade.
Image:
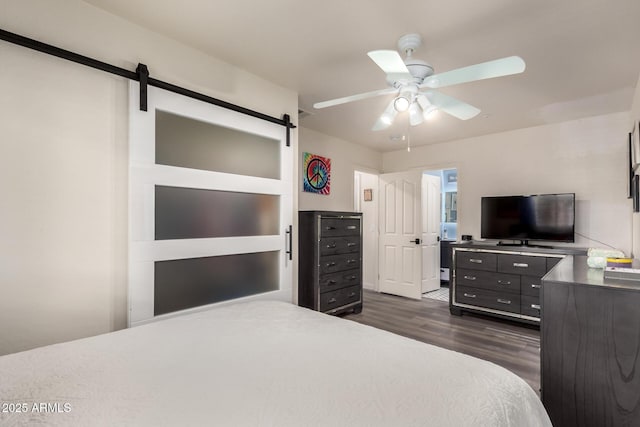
[372,99,397,131]
[313,87,396,109]
[367,50,412,80]
[425,90,481,120]
[421,56,525,89]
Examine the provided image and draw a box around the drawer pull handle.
[348,276,357,280]
[328,298,337,304]
[346,225,357,230]
[498,280,511,285]
[513,263,529,268]
[463,275,476,281]
[326,243,337,248]
[469,259,483,264]
[325,226,337,230]
[497,298,512,305]
[531,304,541,310]
[326,262,336,267]
[328,280,337,285]
[347,259,357,264]
[348,292,356,297]
[347,242,356,247]
[531,284,541,289]
[463,293,477,298]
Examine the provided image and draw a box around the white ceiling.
[84,0,640,152]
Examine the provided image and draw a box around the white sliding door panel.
[128,262,155,325]
[129,82,292,326]
[131,165,286,194]
[130,236,283,261]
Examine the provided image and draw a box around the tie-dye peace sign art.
[303,152,331,195]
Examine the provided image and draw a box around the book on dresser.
[298,211,363,315]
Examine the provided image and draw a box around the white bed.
[0,301,551,426]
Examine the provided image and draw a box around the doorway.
[353,167,458,300]
[423,168,457,302]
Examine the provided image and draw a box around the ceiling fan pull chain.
[406,117,411,152]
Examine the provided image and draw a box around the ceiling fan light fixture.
[379,101,398,127]
[416,94,438,120]
[393,95,410,112]
[409,102,423,126]
[381,111,395,125]
[394,87,416,112]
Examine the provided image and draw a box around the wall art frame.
[302,152,331,195]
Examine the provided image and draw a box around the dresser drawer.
[521,295,541,318]
[320,236,360,256]
[497,254,546,276]
[320,285,361,312]
[319,269,360,292]
[319,218,360,237]
[521,276,542,297]
[455,251,497,272]
[456,286,521,314]
[456,269,521,294]
[320,253,359,274]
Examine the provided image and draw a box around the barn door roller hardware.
[0,28,296,145]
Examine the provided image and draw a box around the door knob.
[410,238,421,244]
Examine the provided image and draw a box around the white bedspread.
[0,301,551,426]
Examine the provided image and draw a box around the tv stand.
[450,243,587,324]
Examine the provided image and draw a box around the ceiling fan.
[313,34,525,130]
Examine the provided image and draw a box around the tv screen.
[481,193,575,242]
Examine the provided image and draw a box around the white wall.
[354,171,379,290]
[0,0,297,355]
[298,128,382,293]
[299,127,382,211]
[383,112,632,255]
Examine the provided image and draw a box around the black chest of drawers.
[298,211,363,315]
[450,243,585,324]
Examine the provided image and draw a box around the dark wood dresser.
[450,243,586,324]
[541,255,640,426]
[298,211,363,315]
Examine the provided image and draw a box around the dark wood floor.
[343,289,541,393]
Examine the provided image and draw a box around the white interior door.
[421,174,441,293]
[379,170,423,299]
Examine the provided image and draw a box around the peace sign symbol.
[306,158,329,190]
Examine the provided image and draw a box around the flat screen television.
[481,193,575,244]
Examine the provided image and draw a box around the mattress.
[0,301,551,426]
